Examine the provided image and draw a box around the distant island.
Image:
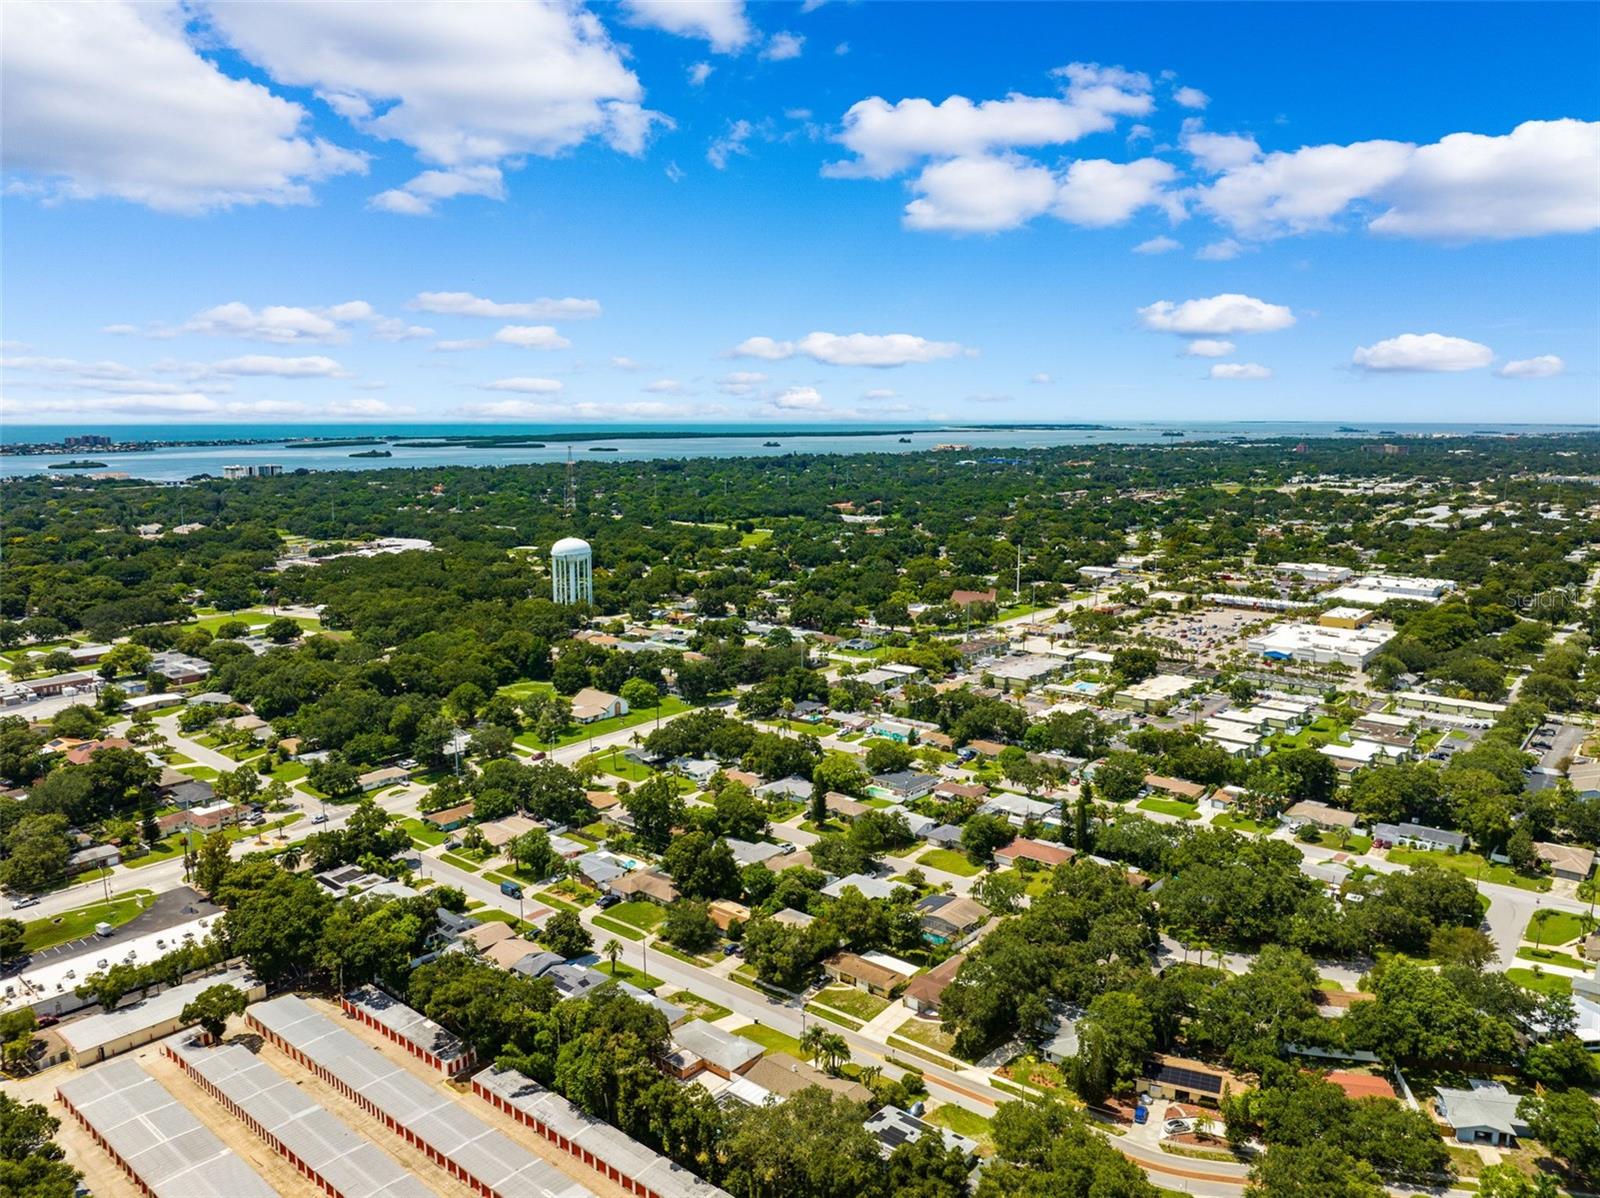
[284,438,387,449]
[349,449,392,458]
[56,459,108,469]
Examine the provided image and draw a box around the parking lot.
[1134,606,1267,664]
[3,887,217,974]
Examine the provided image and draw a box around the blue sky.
[2,1,1596,425]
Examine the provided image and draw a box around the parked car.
[723,944,743,957]
[9,896,40,910]
[1132,1105,1149,1125]
[1164,1119,1192,1135]
[596,893,620,909]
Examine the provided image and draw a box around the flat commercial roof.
[56,1058,277,1198]
[58,966,253,1055]
[345,985,471,1067]
[475,1066,730,1198]
[169,1038,436,1198]
[249,996,593,1198]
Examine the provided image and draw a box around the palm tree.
[603,937,623,975]
[857,1064,882,1089]
[800,1025,828,1067]
[281,845,302,871]
[818,1032,850,1076]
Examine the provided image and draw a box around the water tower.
[551,536,593,605]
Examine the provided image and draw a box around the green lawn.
[514,696,695,752]
[604,900,666,933]
[438,852,483,873]
[583,749,655,782]
[400,817,449,846]
[594,961,662,989]
[123,837,187,869]
[592,915,646,942]
[1138,797,1201,820]
[1515,947,1589,970]
[182,766,219,782]
[1211,812,1276,835]
[1507,967,1572,997]
[914,847,981,877]
[182,608,322,635]
[1385,849,1551,892]
[733,1023,806,1059]
[925,1104,994,1151]
[498,680,557,700]
[1527,909,1594,946]
[666,989,732,1021]
[739,529,773,547]
[894,1018,963,1058]
[810,984,891,1021]
[22,890,156,953]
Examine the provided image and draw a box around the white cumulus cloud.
[1352,333,1494,372]
[826,62,1152,178]
[762,32,805,61]
[1138,294,1295,335]
[1497,355,1565,379]
[203,1,668,213]
[1210,362,1271,380]
[1133,235,1181,254]
[1,1,365,213]
[730,331,966,367]
[1199,119,1599,241]
[493,325,572,350]
[371,165,505,216]
[209,354,350,377]
[482,376,565,392]
[411,292,601,319]
[1185,339,1236,357]
[1173,86,1209,109]
[621,0,752,52]
[718,371,768,395]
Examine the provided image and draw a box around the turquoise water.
[2,421,1594,482]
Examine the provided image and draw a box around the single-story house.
[1326,1071,1397,1101]
[165,779,216,809]
[757,776,814,802]
[994,838,1075,870]
[902,953,965,1016]
[723,769,762,789]
[979,792,1059,828]
[1144,774,1206,803]
[725,837,786,868]
[914,894,990,947]
[509,950,567,979]
[67,845,120,874]
[424,802,475,832]
[708,900,751,931]
[964,740,1008,758]
[1139,1054,1237,1107]
[483,940,542,971]
[1434,1083,1531,1146]
[1039,1012,1081,1065]
[924,823,964,847]
[825,792,873,821]
[863,1105,977,1159]
[1282,801,1360,833]
[1568,759,1600,800]
[824,952,907,998]
[546,964,613,1000]
[1535,841,1595,882]
[571,687,628,723]
[744,1055,872,1103]
[575,851,628,889]
[358,765,410,792]
[934,781,988,802]
[770,907,816,929]
[1372,822,1466,852]
[462,922,519,953]
[821,873,902,901]
[610,869,680,904]
[871,771,938,802]
[670,1021,764,1079]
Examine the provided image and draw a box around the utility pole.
[564,448,576,515]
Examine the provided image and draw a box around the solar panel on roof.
[1154,1063,1223,1093]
